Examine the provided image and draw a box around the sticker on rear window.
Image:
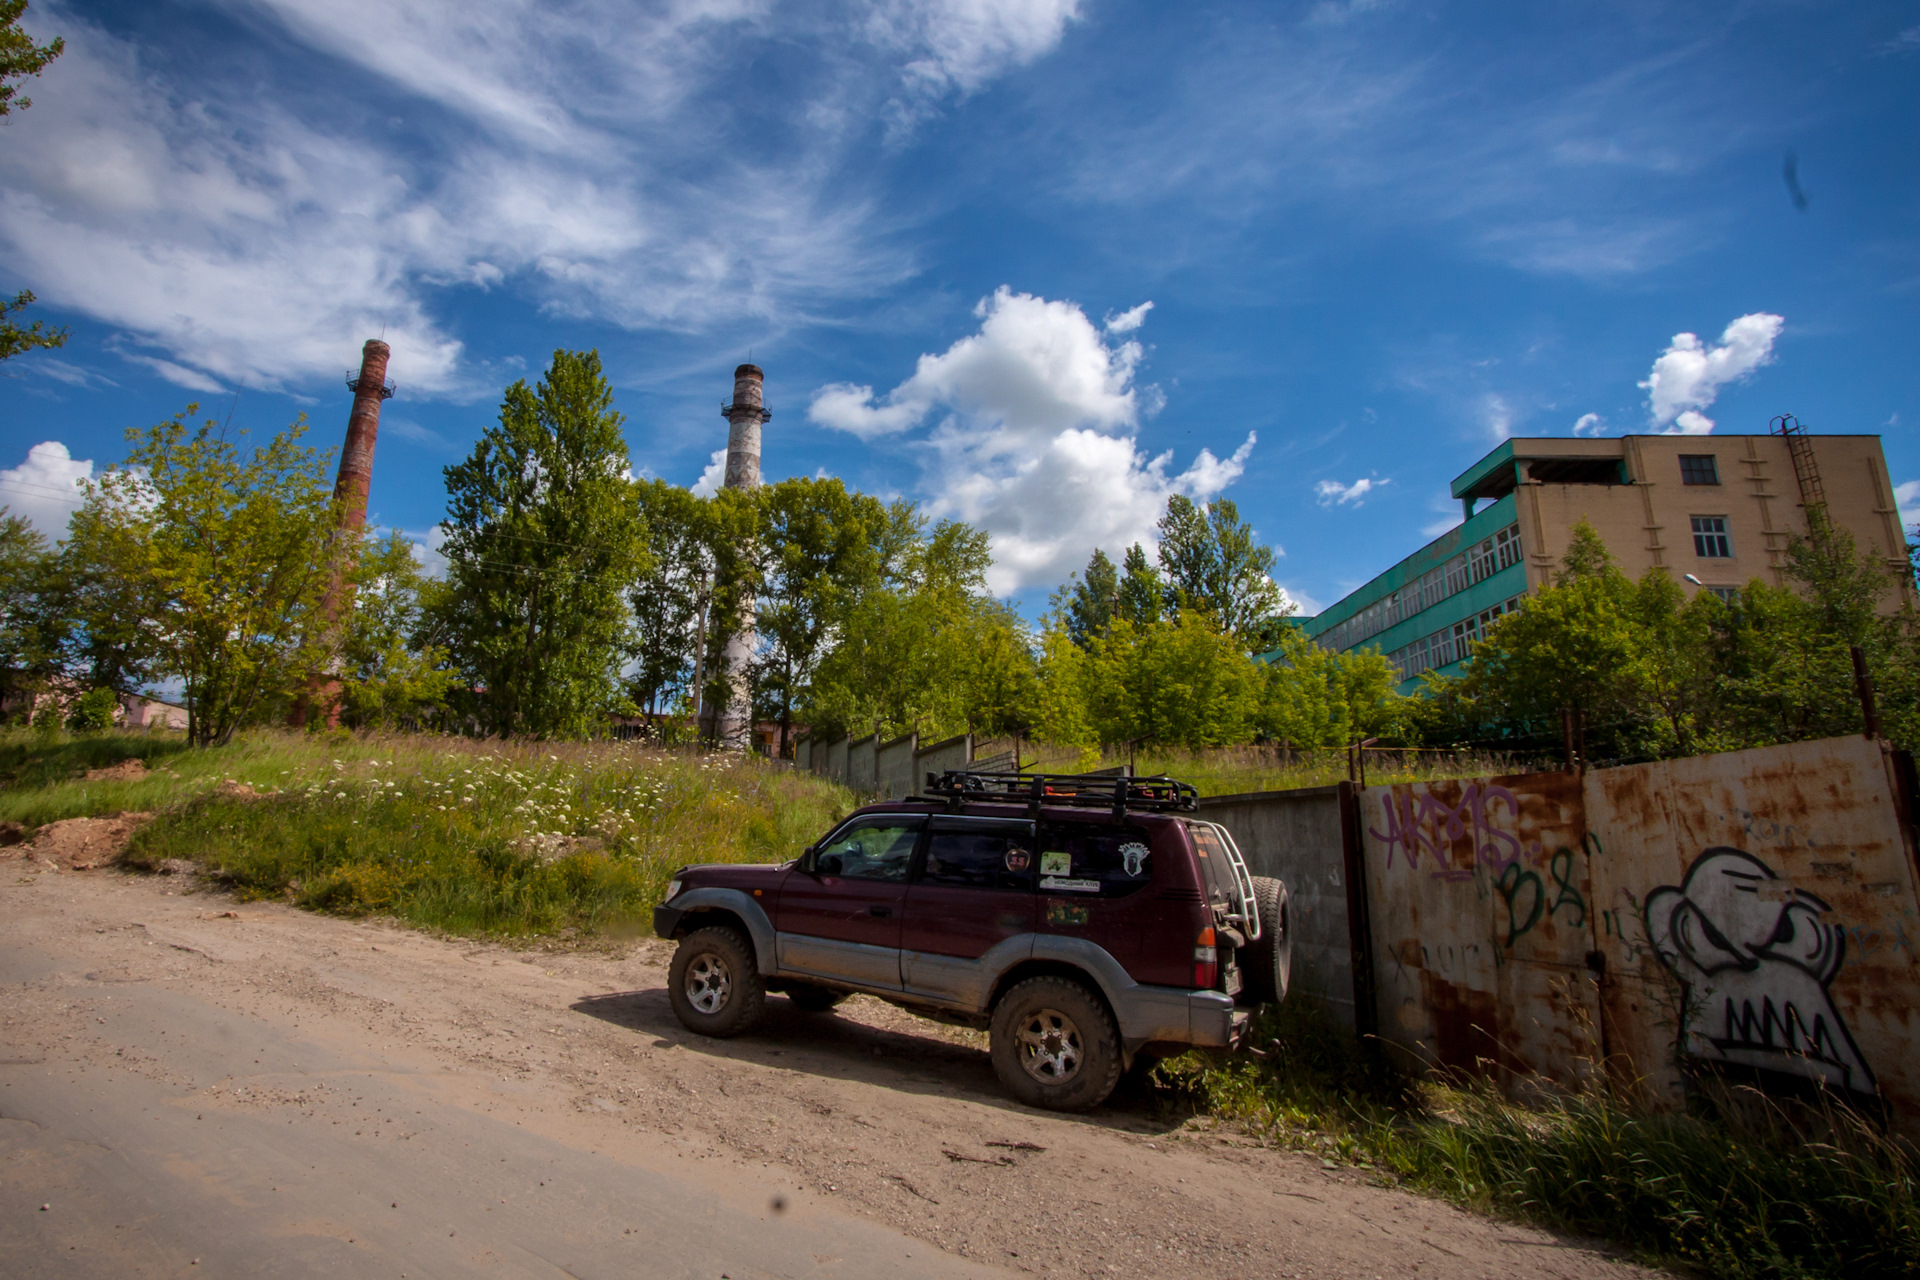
[1120,842,1149,877]
[1046,901,1090,927]
[1039,851,1071,877]
[1004,847,1031,872]
[1041,876,1100,893]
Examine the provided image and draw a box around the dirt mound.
[83,758,150,783]
[215,779,268,799]
[8,813,156,871]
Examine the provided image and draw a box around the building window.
[1691,516,1732,558]
[1679,454,1719,486]
[1709,586,1739,603]
[1494,525,1523,570]
[1468,537,1498,583]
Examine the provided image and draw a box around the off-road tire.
[668,926,766,1038]
[1239,876,1292,1006]
[784,983,847,1013]
[989,977,1122,1112]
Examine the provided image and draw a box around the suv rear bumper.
[1186,989,1246,1049]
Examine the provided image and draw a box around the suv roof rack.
[923,769,1200,818]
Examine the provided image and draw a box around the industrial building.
[1295,424,1913,693]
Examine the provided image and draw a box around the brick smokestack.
[722,363,769,490]
[703,364,771,748]
[335,339,393,530]
[289,339,392,729]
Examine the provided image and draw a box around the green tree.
[63,409,339,746]
[801,517,1034,742]
[438,350,643,738]
[335,533,455,730]
[751,477,885,757]
[1460,520,1640,741]
[1053,547,1118,646]
[1117,543,1166,629]
[625,479,712,718]
[1256,625,1406,748]
[0,5,68,364]
[0,507,61,714]
[1079,611,1262,748]
[1156,495,1285,639]
[0,0,60,116]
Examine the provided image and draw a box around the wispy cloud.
[1314,476,1386,507]
[0,2,1077,396]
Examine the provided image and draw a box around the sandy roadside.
[0,857,1660,1279]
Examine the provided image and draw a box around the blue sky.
[2,0,1917,617]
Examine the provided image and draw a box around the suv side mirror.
[798,846,817,873]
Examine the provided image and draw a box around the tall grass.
[2,728,855,939]
[1157,1004,1920,1279]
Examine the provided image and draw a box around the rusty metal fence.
[1351,734,1920,1131]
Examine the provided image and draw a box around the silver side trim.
[776,933,904,990]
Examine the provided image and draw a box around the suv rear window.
[1185,822,1234,909]
[1035,823,1155,898]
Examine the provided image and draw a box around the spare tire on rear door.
[1238,876,1291,1006]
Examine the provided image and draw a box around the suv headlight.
[666,879,683,901]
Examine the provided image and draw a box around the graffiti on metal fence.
[1644,846,1877,1096]
[1368,783,1533,876]
[1490,846,1588,947]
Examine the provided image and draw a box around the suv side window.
[921,819,1034,892]
[1035,823,1155,898]
[814,818,922,882]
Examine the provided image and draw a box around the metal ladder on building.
[1772,413,1827,516]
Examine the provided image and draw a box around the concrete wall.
[1359,735,1920,1133]
[876,734,918,800]
[1199,785,1360,1032]
[846,735,878,793]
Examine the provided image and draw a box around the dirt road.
[0,859,1658,1279]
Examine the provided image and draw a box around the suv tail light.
[1193,926,1218,990]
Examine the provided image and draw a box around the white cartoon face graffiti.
[1644,846,1875,1096]
[1120,842,1149,878]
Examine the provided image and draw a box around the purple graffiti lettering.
[1371,782,1530,874]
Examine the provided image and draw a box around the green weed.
[3,728,854,940]
[1156,1005,1920,1279]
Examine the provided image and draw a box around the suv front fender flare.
[654,887,777,976]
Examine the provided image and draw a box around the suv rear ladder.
[1198,821,1261,941]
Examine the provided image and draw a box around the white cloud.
[119,354,227,394]
[1896,480,1920,533]
[1640,312,1784,433]
[810,287,1147,444]
[0,3,1075,396]
[1103,300,1153,333]
[1480,392,1515,440]
[811,287,1250,593]
[0,441,93,538]
[1572,412,1605,436]
[690,447,729,498]
[1314,476,1386,507]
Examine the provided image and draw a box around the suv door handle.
[868,905,893,917]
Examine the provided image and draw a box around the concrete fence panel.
[847,735,879,794]
[825,736,850,784]
[914,734,972,787]
[876,733,918,799]
[1199,785,1359,1032]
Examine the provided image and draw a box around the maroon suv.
[652,771,1291,1111]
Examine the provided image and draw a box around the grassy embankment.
[1155,1002,1919,1280]
[0,727,854,938]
